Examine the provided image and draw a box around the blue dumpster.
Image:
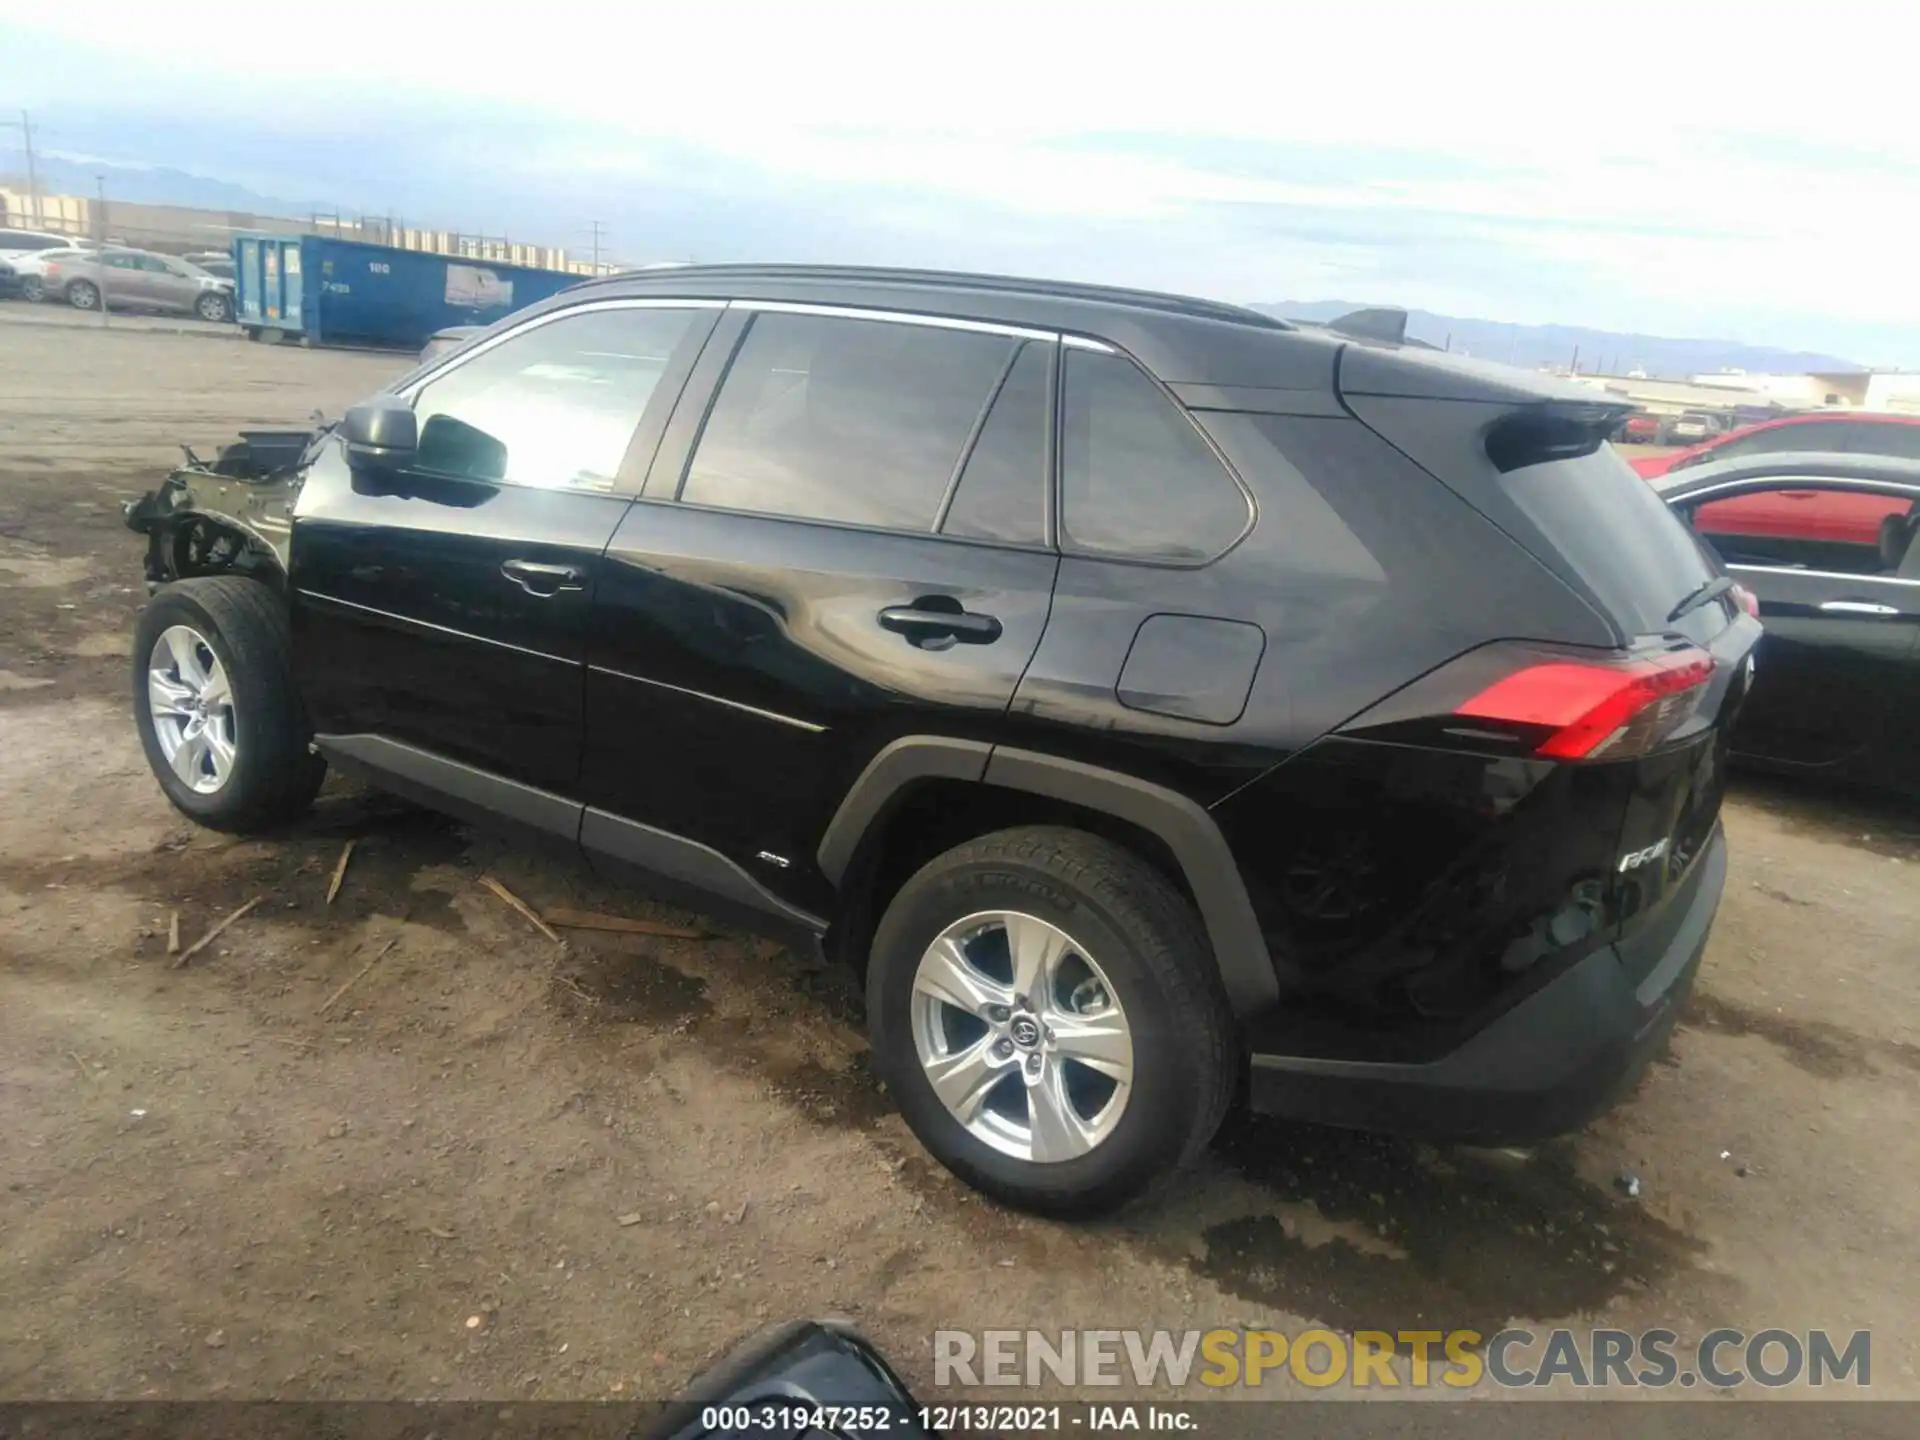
[232,234,585,350]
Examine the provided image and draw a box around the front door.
[290,300,720,805]
[580,306,1059,918]
[1680,479,1920,768]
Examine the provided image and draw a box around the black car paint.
[1657,453,1920,793]
[135,265,1757,1146]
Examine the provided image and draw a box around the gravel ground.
[2,307,1916,1411]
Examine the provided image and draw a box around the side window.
[1828,421,1920,460]
[683,312,1016,531]
[1059,349,1249,562]
[411,306,700,491]
[939,341,1049,545]
[1688,482,1918,575]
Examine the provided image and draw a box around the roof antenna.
[1326,307,1409,344]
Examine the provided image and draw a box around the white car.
[0,227,77,263]
[8,245,94,302]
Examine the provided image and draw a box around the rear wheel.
[20,275,44,302]
[866,826,1236,1216]
[66,279,99,311]
[132,576,325,832]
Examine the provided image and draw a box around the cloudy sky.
[2,1,1914,363]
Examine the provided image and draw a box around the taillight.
[1456,651,1715,761]
[43,262,61,276]
[1730,583,1760,619]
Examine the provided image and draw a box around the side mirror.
[342,399,418,471]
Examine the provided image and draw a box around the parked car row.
[0,227,236,321]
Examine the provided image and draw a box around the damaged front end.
[123,429,318,593]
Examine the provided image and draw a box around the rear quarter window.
[1059,349,1250,563]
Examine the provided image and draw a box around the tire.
[67,279,100,311]
[132,576,326,832]
[20,276,43,302]
[196,291,234,323]
[866,825,1237,1217]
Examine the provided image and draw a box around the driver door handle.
[501,559,585,597]
[877,603,1003,646]
[1818,600,1899,617]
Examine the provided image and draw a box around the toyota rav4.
[123,265,1758,1215]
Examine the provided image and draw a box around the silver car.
[39,247,237,323]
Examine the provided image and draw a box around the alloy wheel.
[908,910,1134,1163]
[147,624,238,794]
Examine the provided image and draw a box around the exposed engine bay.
[122,429,319,592]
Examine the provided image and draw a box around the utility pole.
[95,174,109,327]
[590,220,606,274]
[2,110,42,228]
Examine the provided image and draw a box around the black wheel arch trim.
[817,737,1279,1016]
[816,736,994,886]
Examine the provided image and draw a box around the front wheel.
[866,826,1237,1217]
[67,279,100,311]
[196,291,234,323]
[132,576,325,832]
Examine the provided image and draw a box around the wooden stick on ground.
[540,908,705,940]
[318,935,401,1016]
[325,839,357,906]
[166,911,181,956]
[170,897,262,969]
[478,875,565,947]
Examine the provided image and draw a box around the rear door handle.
[501,559,585,597]
[1818,600,1900,617]
[877,603,1003,647]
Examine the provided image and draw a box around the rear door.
[581,303,1059,918]
[291,300,719,804]
[99,252,149,305]
[1673,475,1920,768]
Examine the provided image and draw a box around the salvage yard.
[2,308,1918,1404]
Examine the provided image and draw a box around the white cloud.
[4,0,1917,352]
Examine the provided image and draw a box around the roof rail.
[571,263,1291,332]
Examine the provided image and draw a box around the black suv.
[125,265,1759,1215]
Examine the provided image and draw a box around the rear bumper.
[1248,822,1726,1145]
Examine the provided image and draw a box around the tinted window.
[1687,482,1917,575]
[939,341,1049,545]
[1825,420,1920,460]
[0,233,65,252]
[684,312,1016,530]
[411,306,699,491]
[1495,444,1713,635]
[1059,350,1248,562]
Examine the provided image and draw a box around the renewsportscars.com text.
[933,1327,1871,1390]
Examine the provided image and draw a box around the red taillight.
[1730,583,1760,619]
[1456,651,1716,760]
[43,262,61,276]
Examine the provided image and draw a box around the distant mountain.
[2,150,320,219]
[1254,301,1863,380]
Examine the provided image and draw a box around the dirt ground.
[2,307,1917,1407]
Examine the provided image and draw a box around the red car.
[1632,412,1920,548]
[1630,411,1920,478]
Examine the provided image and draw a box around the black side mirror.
[342,398,418,471]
